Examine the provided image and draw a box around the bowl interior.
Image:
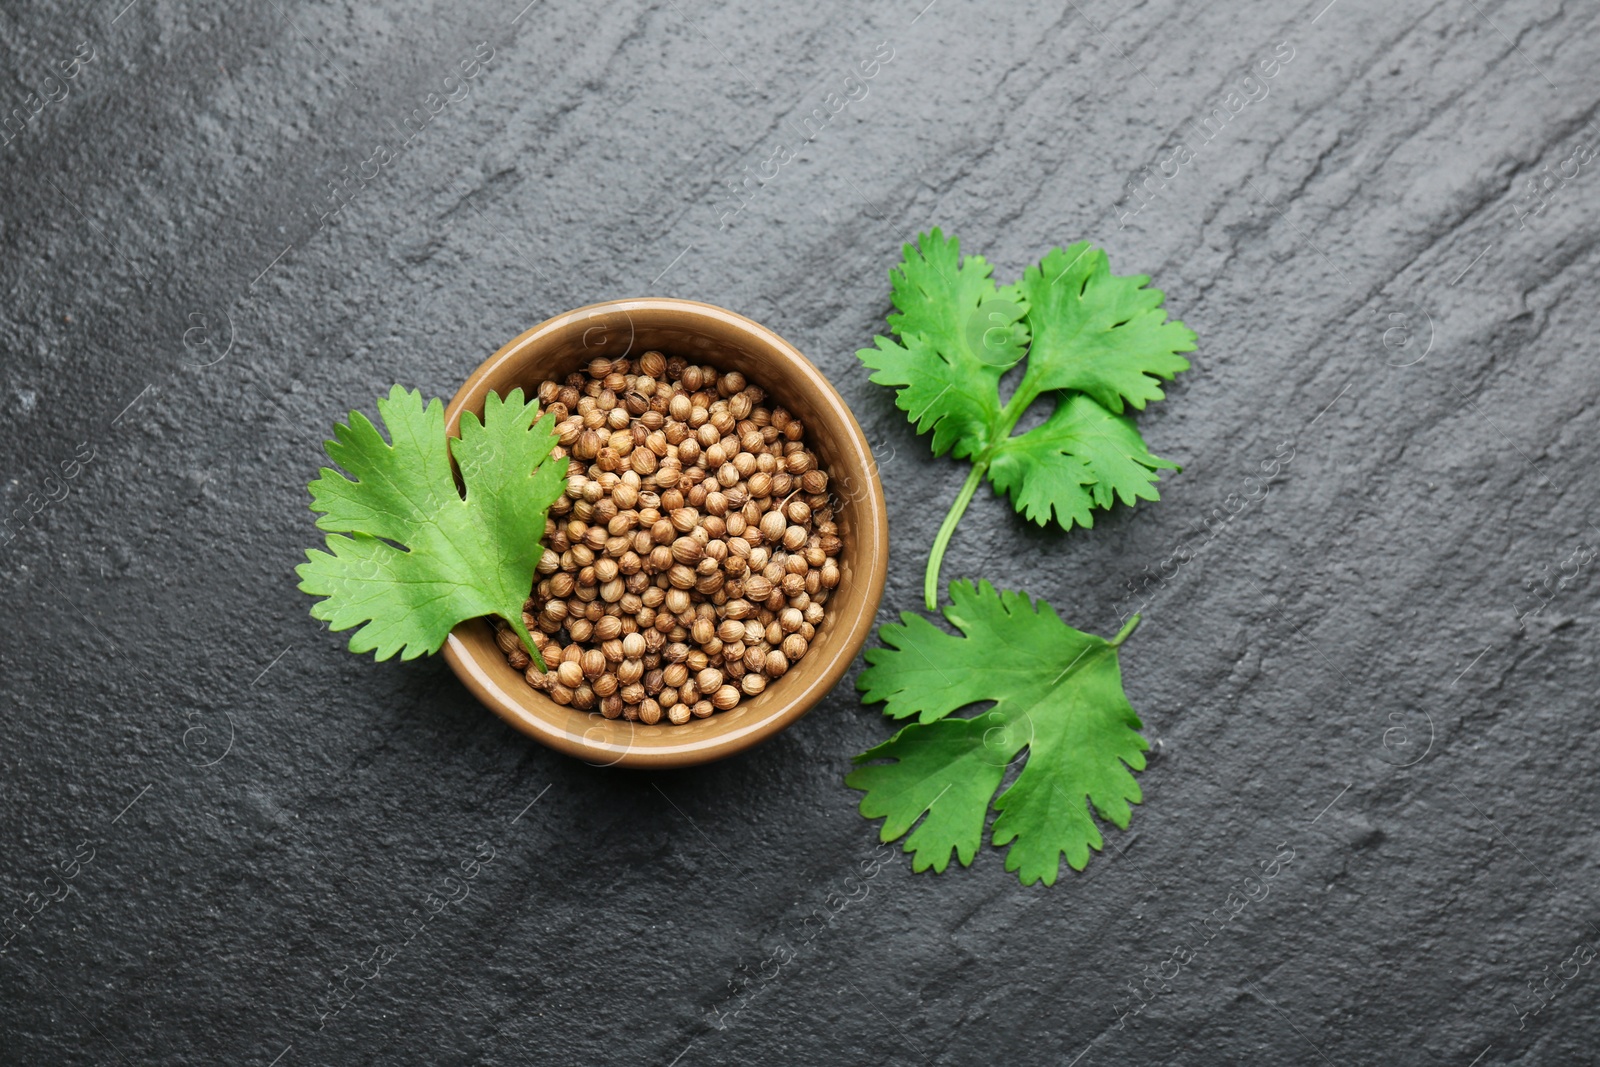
[441,299,887,768]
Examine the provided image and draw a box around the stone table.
[2,0,1597,1062]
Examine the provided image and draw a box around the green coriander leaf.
[857,232,1193,606]
[848,581,1146,885]
[885,228,1029,376]
[987,392,1178,528]
[1014,242,1195,414]
[857,332,1001,461]
[296,385,567,663]
[846,716,1009,874]
[858,229,1028,460]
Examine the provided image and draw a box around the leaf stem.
[922,375,1053,611]
[996,379,1044,436]
[921,347,1062,610]
[1109,613,1141,648]
[925,463,988,610]
[508,613,548,672]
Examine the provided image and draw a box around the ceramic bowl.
[441,298,889,768]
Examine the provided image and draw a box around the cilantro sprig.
[848,581,1146,886]
[859,230,1194,608]
[849,231,1192,883]
[296,385,567,666]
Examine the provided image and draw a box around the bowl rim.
[440,297,889,769]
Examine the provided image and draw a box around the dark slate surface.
[3,0,1598,1063]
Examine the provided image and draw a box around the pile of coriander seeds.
[492,350,843,725]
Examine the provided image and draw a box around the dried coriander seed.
[497,352,844,724]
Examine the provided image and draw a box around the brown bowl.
[441,298,889,768]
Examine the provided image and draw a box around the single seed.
[759,511,787,543]
[574,429,603,460]
[671,536,703,565]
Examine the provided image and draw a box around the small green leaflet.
[868,229,1029,461]
[988,392,1177,529]
[859,229,1024,462]
[858,229,1194,608]
[296,385,568,665]
[1013,242,1195,415]
[847,581,1146,886]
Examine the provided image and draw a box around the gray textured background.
[2,0,1597,1063]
